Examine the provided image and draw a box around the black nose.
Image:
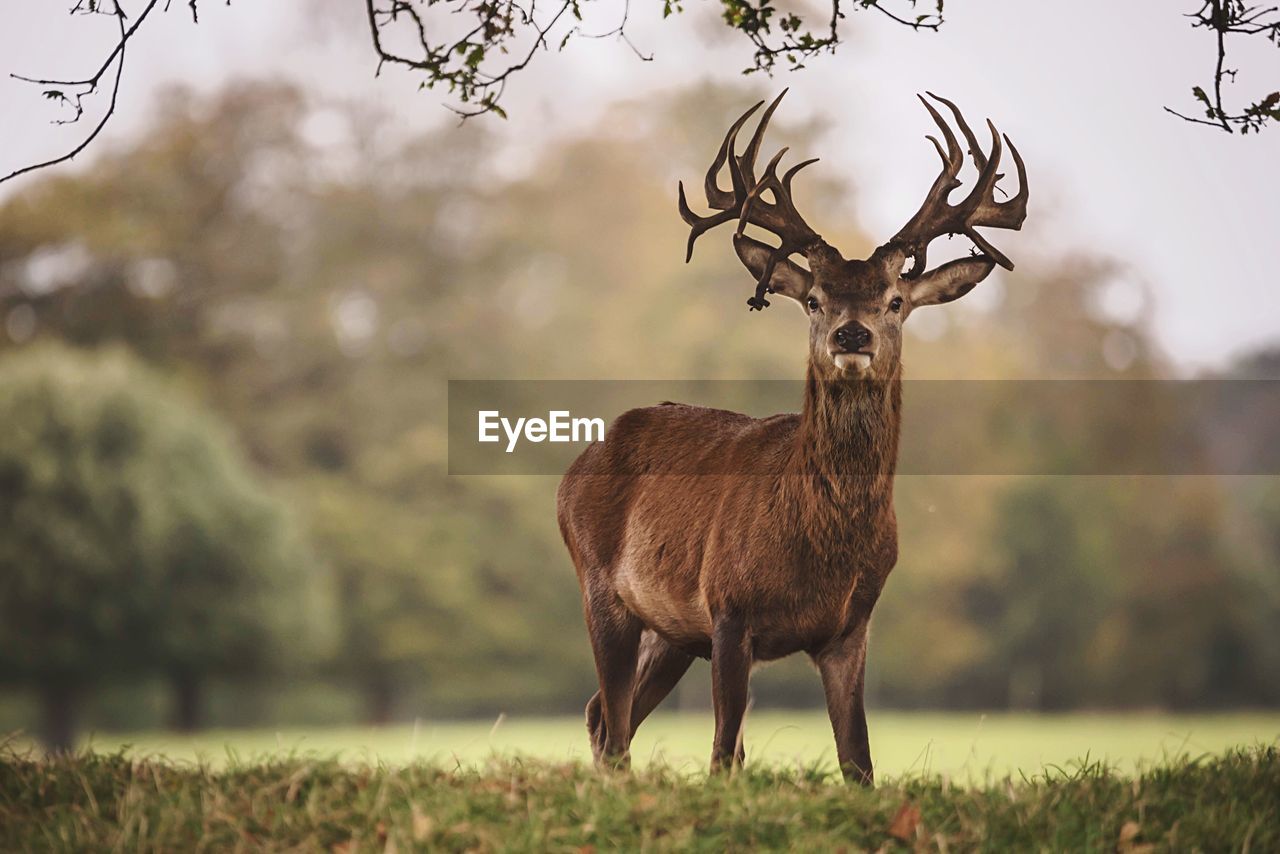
[834,323,872,352]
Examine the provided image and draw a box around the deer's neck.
[785,362,902,538]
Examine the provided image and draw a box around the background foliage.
[0,81,1277,746]
[0,343,332,747]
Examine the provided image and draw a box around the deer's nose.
[833,323,872,352]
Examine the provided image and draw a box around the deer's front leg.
[709,614,752,773]
[815,619,873,785]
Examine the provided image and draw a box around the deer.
[556,91,1028,784]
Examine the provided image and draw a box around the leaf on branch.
[1172,2,1279,133]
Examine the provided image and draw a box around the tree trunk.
[39,682,77,754]
[170,672,203,733]
[366,677,395,726]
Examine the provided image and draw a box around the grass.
[65,710,1280,779]
[4,713,1277,850]
[1,744,1276,851]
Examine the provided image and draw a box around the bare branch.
[12,0,161,92]
[5,0,1276,187]
[1170,0,1280,133]
[365,0,585,118]
[722,0,941,75]
[0,6,129,185]
[866,0,942,31]
[566,0,653,63]
[1,0,174,187]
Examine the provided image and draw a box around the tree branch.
[365,0,583,118]
[0,4,133,185]
[1169,0,1280,133]
[1,0,170,187]
[5,0,1277,188]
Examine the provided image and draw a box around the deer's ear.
[734,234,813,303]
[907,256,996,307]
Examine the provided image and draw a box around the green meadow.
[52,711,1280,778]
[4,713,1277,850]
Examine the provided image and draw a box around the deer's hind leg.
[582,589,643,769]
[630,630,694,731]
[586,630,693,761]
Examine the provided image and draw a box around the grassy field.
[5,713,1277,850]
[64,710,1280,779]
[2,743,1276,851]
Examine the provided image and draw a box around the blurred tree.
[0,79,1275,727]
[1225,476,1280,705]
[1,83,593,724]
[1208,349,1280,706]
[0,345,331,748]
[989,481,1112,710]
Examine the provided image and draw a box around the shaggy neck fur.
[781,362,902,565]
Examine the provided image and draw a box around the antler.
[890,92,1029,279]
[678,90,826,310]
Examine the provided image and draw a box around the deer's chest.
[728,524,897,660]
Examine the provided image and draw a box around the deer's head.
[679,91,1028,381]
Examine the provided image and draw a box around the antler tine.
[891,94,1029,278]
[895,95,966,277]
[678,93,788,263]
[928,91,1027,227]
[927,91,986,170]
[704,99,764,209]
[965,119,1004,213]
[735,147,789,238]
[987,133,1029,228]
[689,89,787,214]
[736,146,824,310]
[677,91,830,310]
[735,149,789,310]
[678,190,738,263]
[782,157,819,191]
[679,107,757,262]
[738,148,820,241]
[738,89,788,189]
[919,94,963,175]
[956,120,1009,267]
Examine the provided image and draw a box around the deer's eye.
[889,296,904,313]
[806,296,821,313]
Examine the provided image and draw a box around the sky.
[1,0,1276,372]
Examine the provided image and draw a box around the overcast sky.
[1,1,1276,372]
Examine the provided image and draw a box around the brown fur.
[558,251,911,784]
[558,93,1026,784]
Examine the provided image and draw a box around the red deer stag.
[557,91,1028,783]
